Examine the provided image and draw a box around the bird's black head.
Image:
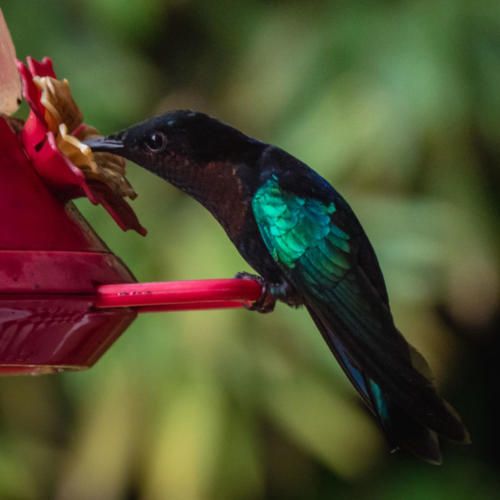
[84,110,269,224]
[84,110,265,180]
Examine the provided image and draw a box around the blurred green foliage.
[2,0,500,498]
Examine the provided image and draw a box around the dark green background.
[1,1,500,498]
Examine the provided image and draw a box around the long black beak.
[83,136,125,153]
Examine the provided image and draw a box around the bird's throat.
[159,157,251,242]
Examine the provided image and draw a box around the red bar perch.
[95,279,263,312]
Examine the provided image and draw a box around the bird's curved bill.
[83,136,125,153]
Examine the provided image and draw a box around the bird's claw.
[234,272,276,313]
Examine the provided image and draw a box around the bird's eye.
[145,132,166,152]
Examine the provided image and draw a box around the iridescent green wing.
[252,175,383,408]
[252,175,351,285]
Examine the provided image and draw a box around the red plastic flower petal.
[16,56,146,235]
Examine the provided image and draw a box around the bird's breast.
[166,157,284,281]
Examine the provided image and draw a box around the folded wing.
[252,176,469,461]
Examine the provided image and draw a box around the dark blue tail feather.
[305,304,465,463]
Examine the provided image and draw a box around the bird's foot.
[235,272,303,313]
[235,272,276,313]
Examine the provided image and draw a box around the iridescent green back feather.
[252,176,350,280]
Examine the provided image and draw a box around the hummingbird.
[84,110,469,463]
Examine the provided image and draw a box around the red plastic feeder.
[0,117,262,374]
[0,117,138,374]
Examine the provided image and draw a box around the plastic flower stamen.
[16,57,146,235]
[34,75,83,132]
[33,76,135,198]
